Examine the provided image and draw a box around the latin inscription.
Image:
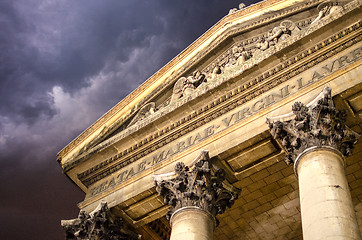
[88,46,362,197]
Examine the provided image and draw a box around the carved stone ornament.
[128,102,157,127]
[267,87,360,165]
[61,202,140,240]
[311,1,344,25]
[153,150,240,223]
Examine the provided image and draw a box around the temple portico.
[59,0,362,239]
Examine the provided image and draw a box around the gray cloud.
[0,0,257,239]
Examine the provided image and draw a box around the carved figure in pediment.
[170,70,206,104]
[128,102,157,127]
[254,20,300,54]
[280,20,300,36]
[184,70,206,95]
[205,63,222,81]
[225,46,251,69]
[311,1,343,24]
[255,36,269,51]
[267,20,300,45]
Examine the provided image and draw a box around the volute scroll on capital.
[153,150,240,224]
[267,87,360,167]
[61,202,140,240]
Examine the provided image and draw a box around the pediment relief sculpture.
[128,102,157,127]
[68,0,355,164]
[128,18,302,127]
[311,1,344,24]
[170,70,207,104]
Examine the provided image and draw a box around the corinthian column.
[154,150,240,240]
[268,87,361,240]
[61,202,140,240]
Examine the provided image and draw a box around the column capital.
[61,202,139,240]
[154,150,240,223]
[267,87,359,166]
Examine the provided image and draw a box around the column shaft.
[170,207,215,240]
[296,147,361,240]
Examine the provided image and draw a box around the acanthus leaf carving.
[267,87,360,165]
[154,150,240,224]
[61,202,140,240]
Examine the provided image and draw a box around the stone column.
[268,87,361,240]
[61,202,140,240]
[154,150,240,240]
[170,207,215,240]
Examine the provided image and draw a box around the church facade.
[58,0,362,239]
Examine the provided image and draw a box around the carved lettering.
[239,107,252,119]
[117,171,128,183]
[352,47,361,59]
[191,133,203,145]
[176,141,186,153]
[125,167,135,180]
[153,151,165,165]
[338,55,351,68]
[222,114,235,127]
[322,60,337,73]
[204,125,215,137]
[89,46,362,197]
[186,135,193,147]
[107,177,115,188]
[297,77,308,90]
[164,148,175,159]
[311,70,324,81]
[138,161,146,172]
[252,99,265,112]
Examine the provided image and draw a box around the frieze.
[58,0,325,160]
[65,4,360,175]
[65,1,361,174]
[125,17,311,127]
[75,20,362,188]
[86,42,362,195]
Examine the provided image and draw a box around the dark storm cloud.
[0,0,252,125]
[0,0,258,239]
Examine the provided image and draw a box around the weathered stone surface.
[61,202,139,240]
[154,150,240,223]
[267,87,360,165]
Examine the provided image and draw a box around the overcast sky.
[0,1,258,239]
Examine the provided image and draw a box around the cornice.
[77,20,362,187]
[58,0,324,164]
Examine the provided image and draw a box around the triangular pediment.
[57,1,362,202]
[60,0,355,168]
[58,1,362,236]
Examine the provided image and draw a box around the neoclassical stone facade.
[59,0,362,239]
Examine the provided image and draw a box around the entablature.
[58,0,362,221]
[58,0,345,167]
